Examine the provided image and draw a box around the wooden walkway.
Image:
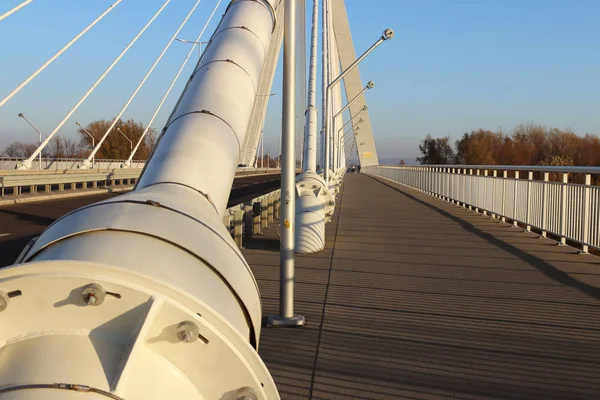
[242,173,600,400]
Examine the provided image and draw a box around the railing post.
[468,169,473,210]
[559,172,568,245]
[541,172,549,238]
[475,169,480,213]
[462,168,467,208]
[582,174,591,253]
[253,201,262,235]
[244,201,254,241]
[501,170,507,222]
[491,170,497,218]
[274,193,280,220]
[526,171,533,231]
[513,171,519,227]
[234,209,244,248]
[267,194,274,224]
[261,197,269,229]
[483,170,488,216]
[223,212,231,230]
[451,168,456,204]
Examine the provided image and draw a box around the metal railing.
[1,167,284,199]
[224,189,281,248]
[365,165,600,253]
[0,157,146,171]
[0,169,140,198]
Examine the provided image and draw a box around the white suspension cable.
[85,0,204,166]
[18,0,171,169]
[0,0,34,22]
[125,0,223,166]
[0,0,123,108]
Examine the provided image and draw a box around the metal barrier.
[0,169,141,197]
[223,189,280,249]
[365,165,600,253]
[0,168,283,198]
[0,157,145,171]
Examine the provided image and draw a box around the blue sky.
[0,0,598,161]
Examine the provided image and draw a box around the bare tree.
[1,141,38,157]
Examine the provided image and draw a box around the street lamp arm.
[333,81,373,120]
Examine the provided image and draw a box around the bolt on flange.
[177,321,199,343]
[82,283,106,306]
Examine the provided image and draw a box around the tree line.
[417,123,600,167]
[1,119,156,160]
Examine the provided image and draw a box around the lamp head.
[366,81,375,89]
[382,28,394,41]
[18,113,24,118]
[362,105,369,111]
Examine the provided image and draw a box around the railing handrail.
[377,164,600,174]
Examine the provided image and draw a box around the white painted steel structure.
[0,0,281,398]
[365,165,600,253]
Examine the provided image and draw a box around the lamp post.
[18,113,43,169]
[175,37,209,59]
[76,122,95,167]
[117,127,133,153]
[324,29,393,183]
[333,81,373,122]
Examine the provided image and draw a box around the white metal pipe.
[333,81,373,121]
[83,0,202,168]
[17,0,171,170]
[279,0,297,319]
[1,1,281,397]
[0,1,123,108]
[320,0,329,174]
[0,0,34,22]
[117,128,133,152]
[17,113,42,170]
[302,0,319,173]
[124,0,224,167]
[323,0,333,181]
[76,122,95,166]
[329,29,342,172]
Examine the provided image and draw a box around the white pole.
[0,1,123,108]
[0,0,34,22]
[124,0,223,167]
[117,127,133,153]
[269,0,304,327]
[16,0,171,170]
[302,0,318,173]
[76,122,95,167]
[323,0,332,181]
[18,113,43,169]
[84,0,202,168]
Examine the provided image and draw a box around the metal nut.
[0,290,8,312]
[236,387,258,400]
[82,283,106,306]
[177,321,199,343]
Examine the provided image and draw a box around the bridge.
[1,1,599,399]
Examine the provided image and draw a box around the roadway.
[0,173,282,267]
